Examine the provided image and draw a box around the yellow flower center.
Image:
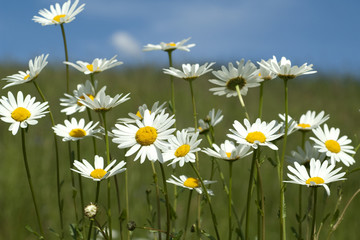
[245,131,266,144]
[53,14,66,23]
[69,128,87,138]
[183,177,200,188]
[226,77,247,91]
[135,126,157,146]
[325,140,341,153]
[305,177,325,185]
[166,42,176,47]
[11,107,31,122]
[226,152,232,158]
[24,74,30,80]
[174,144,190,157]
[86,64,94,72]
[90,169,107,179]
[298,123,311,129]
[77,94,95,106]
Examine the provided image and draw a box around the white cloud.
[111,31,142,59]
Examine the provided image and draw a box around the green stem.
[183,190,193,240]
[86,108,98,155]
[32,81,63,237]
[279,79,289,240]
[114,175,123,240]
[298,131,307,240]
[167,51,176,126]
[151,162,162,240]
[311,188,318,240]
[60,23,70,93]
[245,149,258,240]
[258,82,264,119]
[87,182,101,240]
[256,159,265,240]
[190,163,221,240]
[159,163,171,240]
[102,112,112,240]
[21,128,45,238]
[124,150,130,240]
[228,161,233,240]
[235,85,250,121]
[76,141,85,213]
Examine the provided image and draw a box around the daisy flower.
[163,62,215,81]
[78,88,130,113]
[288,110,329,131]
[53,118,100,141]
[72,155,126,181]
[117,101,167,124]
[162,130,202,167]
[310,124,355,166]
[60,80,102,115]
[166,175,216,195]
[209,59,262,98]
[2,54,49,89]
[258,56,316,80]
[190,109,224,134]
[64,55,123,75]
[202,140,252,161]
[286,141,326,166]
[285,158,346,195]
[227,118,282,150]
[0,91,48,135]
[112,110,175,163]
[258,58,277,81]
[33,0,85,26]
[143,37,195,52]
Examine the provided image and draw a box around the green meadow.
[0,64,359,239]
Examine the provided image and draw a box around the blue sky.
[1,0,360,75]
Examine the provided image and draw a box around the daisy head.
[117,101,167,124]
[0,91,49,135]
[286,141,326,167]
[33,0,85,26]
[285,158,346,195]
[112,110,175,163]
[209,59,262,98]
[163,62,215,82]
[296,110,329,131]
[60,80,99,115]
[143,37,195,52]
[258,56,316,81]
[202,140,252,162]
[2,54,49,89]
[64,55,123,75]
[53,118,100,141]
[166,175,216,195]
[78,88,130,113]
[227,118,282,150]
[310,124,355,166]
[72,155,126,181]
[258,58,277,81]
[163,129,202,167]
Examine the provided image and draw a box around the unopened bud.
[84,203,98,218]
[127,221,136,231]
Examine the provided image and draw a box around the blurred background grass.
[0,64,359,239]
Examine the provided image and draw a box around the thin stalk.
[228,161,233,240]
[235,85,250,121]
[311,188,318,240]
[256,159,265,240]
[76,141,85,212]
[69,142,79,223]
[245,149,258,240]
[86,108,98,155]
[151,161,162,240]
[258,82,264,119]
[87,182,101,240]
[298,131,307,240]
[183,190,193,240]
[60,23,70,93]
[123,150,130,240]
[167,50,176,125]
[32,81,63,237]
[190,163,221,240]
[102,112,112,240]
[21,128,45,238]
[159,163,171,240]
[114,176,123,240]
[279,79,289,240]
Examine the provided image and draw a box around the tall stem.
[167,50,176,125]
[151,162,162,240]
[159,163,171,240]
[245,149,258,240]
[102,112,112,240]
[279,79,289,240]
[21,128,45,238]
[183,190,193,240]
[32,81,63,237]
[298,131,307,240]
[60,23,70,93]
[228,161,233,240]
[311,188,318,240]
[256,159,265,240]
[235,85,250,121]
[258,82,264,119]
[76,141,85,212]
[87,182,101,240]
[190,163,221,240]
